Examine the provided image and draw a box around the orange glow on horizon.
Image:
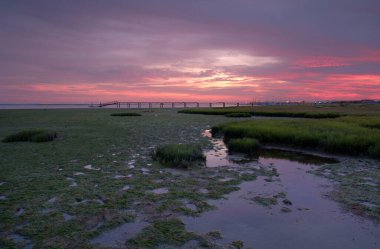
[1,2,380,104]
[12,72,377,104]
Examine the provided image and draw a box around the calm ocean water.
[0,103,240,109]
[0,104,91,109]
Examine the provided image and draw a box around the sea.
[0,102,243,109]
[0,104,91,109]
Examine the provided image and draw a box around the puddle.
[219,177,233,182]
[203,130,235,168]
[84,164,100,171]
[47,197,58,204]
[69,182,78,187]
[16,208,25,216]
[8,234,34,248]
[114,175,126,179]
[122,185,131,191]
[63,213,75,221]
[185,131,380,248]
[41,208,55,214]
[199,188,209,194]
[67,177,78,187]
[150,188,169,194]
[91,221,148,248]
[362,181,378,187]
[184,203,198,212]
[127,160,135,168]
[361,202,378,209]
[141,168,150,173]
[95,199,105,205]
[74,199,89,205]
[259,148,339,165]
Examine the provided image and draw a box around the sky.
[1,0,380,103]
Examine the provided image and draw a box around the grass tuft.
[152,144,205,168]
[253,196,278,206]
[128,219,194,248]
[2,129,57,143]
[369,142,380,158]
[179,106,342,119]
[110,112,141,116]
[231,240,244,249]
[225,112,251,118]
[213,116,380,158]
[227,138,260,154]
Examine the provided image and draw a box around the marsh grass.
[231,240,244,249]
[128,219,194,248]
[227,138,260,154]
[253,111,340,119]
[179,103,380,117]
[0,109,238,247]
[213,117,380,158]
[253,196,278,206]
[364,124,380,129]
[153,144,205,168]
[225,112,251,118]
[179,108,230,115]
[180,108,340,118]
[179,106,343,118]
[0,107,379,247]
[2,129,57,143]
[369,142,380,158]
[110,112,141,116]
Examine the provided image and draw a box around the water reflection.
[192,130,380,248]
[185,159,379,249]
[259,148,339,165]
[202,129,338,167]
[91,221,148,247]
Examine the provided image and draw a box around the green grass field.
[179,103,380,118]
[211,115,380,158]
[226,138,260,154]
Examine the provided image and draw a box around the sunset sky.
[1,0,380,103]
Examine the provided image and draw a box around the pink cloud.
[1,1,380,103]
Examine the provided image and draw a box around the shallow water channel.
[183,130,380,248]
[92,130,379,248]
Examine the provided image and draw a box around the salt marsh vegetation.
[0,105,379,248]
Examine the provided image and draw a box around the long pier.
[91,101,255,108]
